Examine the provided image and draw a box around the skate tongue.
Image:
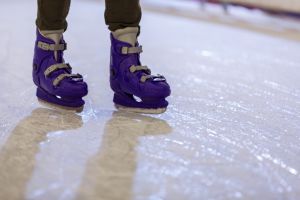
[39,29,64,61]
[40,29,64,44]
[112,27,139,47]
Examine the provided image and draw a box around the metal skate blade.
[38,99,84,113]
[115,104,167,114]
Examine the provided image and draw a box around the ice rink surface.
[0,0,300,200]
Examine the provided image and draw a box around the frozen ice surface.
[0,0,300,200]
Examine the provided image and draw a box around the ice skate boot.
[109,27,171,114]
[32,29,88,112]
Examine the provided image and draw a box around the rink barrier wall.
[202,0,300,18]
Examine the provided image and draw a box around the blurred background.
[0,0,300,200]
[143,0,300,15]
[141,0,300,41]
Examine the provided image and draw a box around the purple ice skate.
[109,33,171,114]
[32,30,88,111]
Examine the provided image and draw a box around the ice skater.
[33,0,171,114]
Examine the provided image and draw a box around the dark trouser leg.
[105,0,142,32]
[36,0,71,30]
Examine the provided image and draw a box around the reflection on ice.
[76,111,172,200]
[0,108,83,200]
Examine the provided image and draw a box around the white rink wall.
[224,0,300,12]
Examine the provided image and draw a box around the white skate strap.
[121,46,143,54]
[140,74,166,83]
[53,73,83,87]
[129,65,151,74]
[44,63,72,77]
[129,65,165,83]
[38,41,67,51]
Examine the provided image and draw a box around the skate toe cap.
[143,81,171,98]
[56,80,88,98]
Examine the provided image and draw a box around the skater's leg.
[105,1,171,114]
[36,0,71,31]
[105,0,142,32]
[33,0,88,111]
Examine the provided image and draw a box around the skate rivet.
[140,76,147,83]
[33,64,38,70]
[130,65,136,73]
[122,47,129,54]
[110,68,116,77]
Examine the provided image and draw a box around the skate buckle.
[153,74,166,82]
[53,73,83,87]
[121,46,143,54]
[140,74,166,83]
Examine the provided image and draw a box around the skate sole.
[38,98,84,113]
[115,104,167,114]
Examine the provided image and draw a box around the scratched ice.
[0,0,299,200]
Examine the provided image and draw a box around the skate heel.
[36,87,85,112]
[113,92,135,107]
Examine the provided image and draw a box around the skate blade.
[115,104,167,114]
[38,99,84,113]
